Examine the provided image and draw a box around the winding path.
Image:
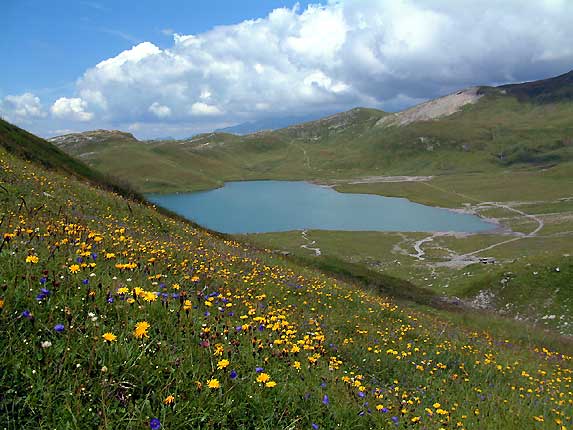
[409,196,545,263]
[300,230,321,256]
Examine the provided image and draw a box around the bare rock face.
[376,87,483,128]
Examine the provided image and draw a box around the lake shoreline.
[147,180,497,235]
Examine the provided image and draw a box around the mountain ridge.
[46,69,573,194]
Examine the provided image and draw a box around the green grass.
[2,124,573,429]
[0,119,143,201]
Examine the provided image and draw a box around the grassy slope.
[1,129,573,429]
[0,119,142,200]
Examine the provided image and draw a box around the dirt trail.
[300,230,321,256]
[403,180,546,265]
[460,202,543,257]
[410,234,438,260]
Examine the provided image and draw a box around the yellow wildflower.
[134,321,150,338]
[102,332,117,342]
[143,291,157,302]
[217,359,230,370]
[69,264,80,273]
[207,379,220,389]
[26,255,39,264]
[256,373,270,383]
[163,395,175,405]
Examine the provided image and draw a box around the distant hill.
[215,112,337,135]
[498,69,573,103]
[49,70,573,193]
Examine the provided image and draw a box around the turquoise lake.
[147,181,495,234]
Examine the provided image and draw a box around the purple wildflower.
[36,288,50,301]
[322,394,329,405]
[230,370,237,379]
[149,418,161,430]
[54,324,65,332]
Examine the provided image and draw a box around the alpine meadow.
[1,1,573,429]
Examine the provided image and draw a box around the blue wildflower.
[149,418,161,430]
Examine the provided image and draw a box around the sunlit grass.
[1,148,572,429]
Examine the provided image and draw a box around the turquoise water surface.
[147,181,494,234]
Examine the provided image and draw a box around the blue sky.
[1,0,316,98]
[1,0,572,138]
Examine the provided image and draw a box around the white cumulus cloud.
[149,102,172,118]
[12,0,573,137]
[51,97,94,122]
[190,102,222,116]
[0,93,46,120]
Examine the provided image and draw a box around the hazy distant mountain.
[215,113,337,135]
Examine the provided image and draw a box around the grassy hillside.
[2,125,573,429]
[0,119,143,200]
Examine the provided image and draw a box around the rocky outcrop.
[376,87,483,127]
